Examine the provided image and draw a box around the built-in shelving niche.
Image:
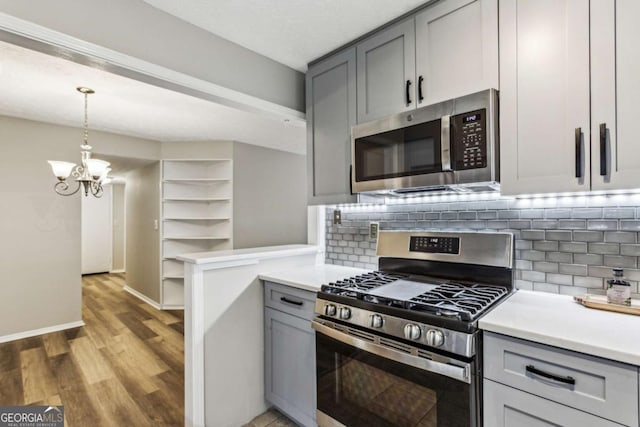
[160,159,233,308]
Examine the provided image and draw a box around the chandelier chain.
[83,92,89,146]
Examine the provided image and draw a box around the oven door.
[313,319,479,427]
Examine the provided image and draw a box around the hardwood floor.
[0,273,184,426]
[243,409,298,427]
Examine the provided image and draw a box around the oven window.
[354,119,442,182]
[316,332,475,427]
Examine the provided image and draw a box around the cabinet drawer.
[484,379,621,427]
[264,281,316,320]
[484,332,638,426]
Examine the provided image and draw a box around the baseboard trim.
[109,269,126,274]
[161,304,185,310]
[0,320,85,344]
[124,285,162,310]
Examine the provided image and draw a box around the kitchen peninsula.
[178,245,319,427]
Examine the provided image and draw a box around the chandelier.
[47,87,111,197]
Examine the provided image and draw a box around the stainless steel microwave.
[351,89,499,193]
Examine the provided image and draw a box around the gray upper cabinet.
[590,0,640,191]
[306,0,498,202]
[356,19,416,123]
[306,47,357,205]
[356,0,498,123]
[415,0,499,106]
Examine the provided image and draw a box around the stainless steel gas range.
[312,230,515,427]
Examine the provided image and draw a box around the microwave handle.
[441,115,452,171]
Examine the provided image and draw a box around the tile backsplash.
[325,193,640,297]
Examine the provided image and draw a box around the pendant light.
[47,87,111,197]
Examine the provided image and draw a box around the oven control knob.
[324,304,337,316]
[370,314,384,328]
[426,329,445,347]
[339,307,351,320]
[403,324,421,340]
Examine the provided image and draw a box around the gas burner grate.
[407,283,508,321]
[320,271,407,299]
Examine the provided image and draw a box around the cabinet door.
[264,307,316,427]
[306,48,357,205]
[356,19,416,123]
[591,0,640,190]
[415,0,498,106]
[499,0,590,195]
[484,379,621,427]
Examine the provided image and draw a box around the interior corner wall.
[125,162,161,303]
[232,142,307,248]
[111,183,126,272]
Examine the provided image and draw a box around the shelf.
[163,217,230,221]
[163,159,231,162]
[163,236,231,240]
[163,198,230,202]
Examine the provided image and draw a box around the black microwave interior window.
[354,119,442,182]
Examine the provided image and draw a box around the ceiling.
[0,41,306,154]
[141,0,428,71]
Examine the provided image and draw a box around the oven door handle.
[312,319,471,384]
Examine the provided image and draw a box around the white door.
[499,0,591,196]
[591,0,640,190]
[81,185,112,274]
[415,0,499,106]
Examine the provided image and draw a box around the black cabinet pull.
[418,76,424,102]
[526,364,576,386]
[280,296,303,306]
[406,80,412,105]
[575,127,583,178]
[600,123,607,176]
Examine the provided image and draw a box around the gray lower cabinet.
[306,48,357,205]
[483,331,639,426]
[264,282,316,427]
[483,379,621,427]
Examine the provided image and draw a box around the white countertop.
[480,290,640,366]
[259,264,368,292]
[177,244,319,265]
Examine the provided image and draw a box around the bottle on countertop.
[606,268,631,306]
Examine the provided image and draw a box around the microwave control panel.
[409,236,460,254]
[451,108,487,170]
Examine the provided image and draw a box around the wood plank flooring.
[243,409,298,427]
[0,273,184,426]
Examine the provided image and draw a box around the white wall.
[125,162,161,303]
[81,184,112,274]
[233,142,308,248]
[0,116,82,336]
[0,115,160,339]
[111,183,126,272]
